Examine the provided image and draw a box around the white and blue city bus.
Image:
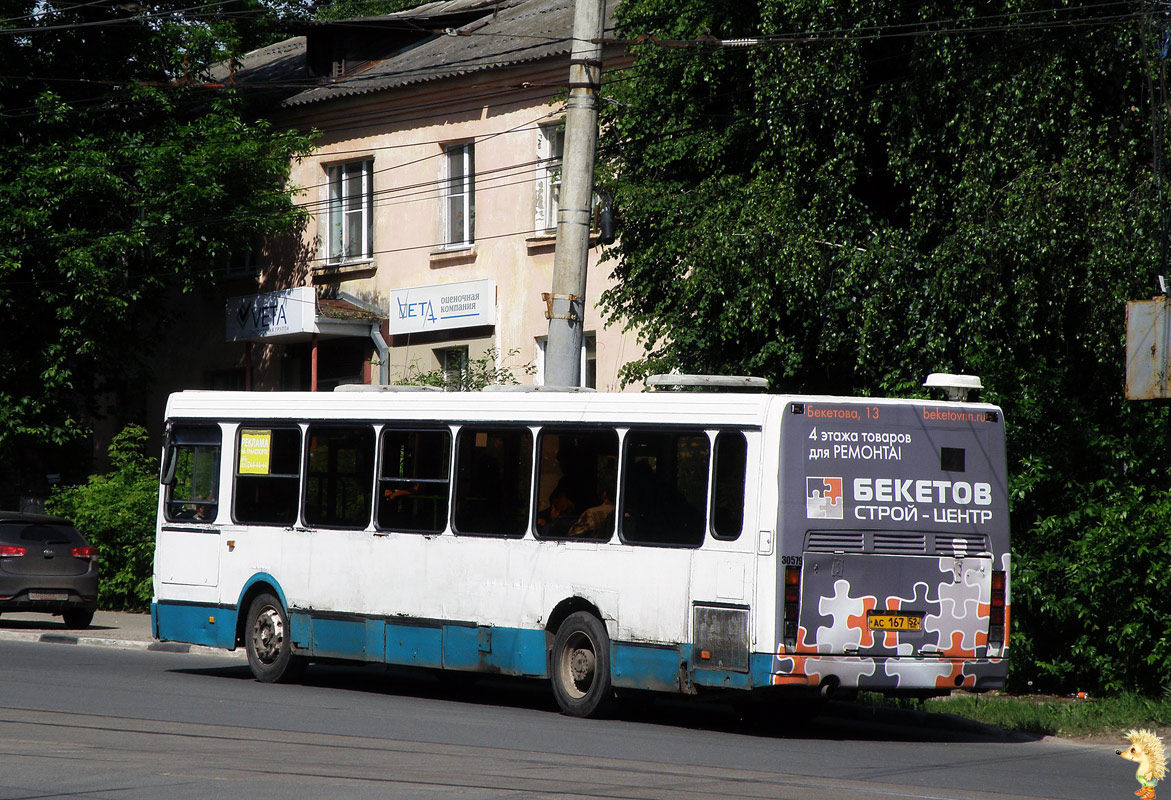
[152,375,1009,717]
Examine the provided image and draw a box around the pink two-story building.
[150,0,635,414]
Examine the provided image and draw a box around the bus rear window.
[621,430,709,547]
[234,426,301,525]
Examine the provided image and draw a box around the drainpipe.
[370,321,389,385]
[311,333,318,391]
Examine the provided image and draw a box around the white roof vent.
[923,373,982,402]
[646,374,769,391]
[333,384,442,392]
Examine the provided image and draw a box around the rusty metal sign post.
[1126,297,1171,400]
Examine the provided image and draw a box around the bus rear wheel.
[551,611,614,718]
[245,592,306,683]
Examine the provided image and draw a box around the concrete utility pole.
[544,0,606,387]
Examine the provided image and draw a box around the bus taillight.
[783,565,800,650]
[988,570,1006,647]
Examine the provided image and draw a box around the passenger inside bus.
[566,487,614,539]
[536,487,578,537]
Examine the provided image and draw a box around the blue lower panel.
[612,642,684,692]
[385,622,442,668]
[153,601,238,650]
[311,616,368,660]
[692,667,752,690]
[441,625,546,676]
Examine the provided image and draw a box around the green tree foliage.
[0,0,315,488]
[46,425,158,610]
[600,1,1171,693]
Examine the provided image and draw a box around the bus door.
[688,428,755,682]
[157,421,225,592]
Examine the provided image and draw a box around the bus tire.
[245,592,306,683]
[550,611,615,718]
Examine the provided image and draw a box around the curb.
[0,628,244,659]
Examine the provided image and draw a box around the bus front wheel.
[245,593,306,683]
[551,611,614,718]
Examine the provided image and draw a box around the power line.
[0,2,1150,266]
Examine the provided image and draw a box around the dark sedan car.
[0,512,99,628]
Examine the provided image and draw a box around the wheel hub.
[252,607,284,664]
[570,646,595,685]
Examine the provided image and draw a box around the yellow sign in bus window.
[239,429,273,475]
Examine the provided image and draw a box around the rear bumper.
[0,591,97,613]
[773,653,1007,692]
[0,574,98,613]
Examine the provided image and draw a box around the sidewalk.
[0,609,243,658]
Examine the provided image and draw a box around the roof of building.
[217,0,613,109]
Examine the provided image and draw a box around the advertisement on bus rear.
[783,400,1008,536]
[772,399,1011,694]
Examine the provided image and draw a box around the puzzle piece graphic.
[806,476,844,519]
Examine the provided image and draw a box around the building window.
[221,245,260,280]
[534,332,596,388]
[535,123,563,234]
[444,142,475,248]
[326,160,373,264]
[436,346,468,390]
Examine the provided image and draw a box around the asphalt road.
[0,635,1129,800]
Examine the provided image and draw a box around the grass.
[857,691,1171,738]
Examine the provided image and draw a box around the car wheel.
[550,611,615,718]
[245,592,306,683]
[62,609,94,629]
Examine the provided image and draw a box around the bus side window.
[453,427,532,537]
[711,431,747,540]
[164,424,222,522]
[305,425,375,529]
[620,429,709,548]
[377,429,451,533]
[533,429,618,541]
[234,426,302,525]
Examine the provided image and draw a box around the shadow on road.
[172,659,1037,746]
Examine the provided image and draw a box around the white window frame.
[443,143,475,249]
[535,123,563,234]
[325,159,373,264]
[436,346,469,390]
[534,332,596,389]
